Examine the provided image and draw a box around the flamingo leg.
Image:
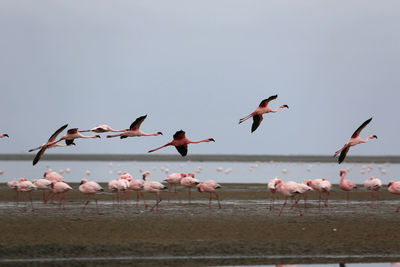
[209,192,213,209]
[239,114,253,124]
[174,184,181,204]
[141,192,147,208]
[346,191,350,207]
[295,196,302,216]
[136,192,140,207]
[303,194,307,210]
[95,195,99,214]
[150,194,162,213]
[278,196,288,216]
[188,188,192,204]
[44,192,55,204]
[396,205,400,213]
[16,190,19,206]
[42,191,47,204]
[325,191,330,212]
[61,192,66,210]
[270,191,275,211]
[318,191,322,210]
[214,192,221,209]
[81,195,90,214]
[167,184,171,203]
[29,192,34,212]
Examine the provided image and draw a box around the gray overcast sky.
[0,1,399,155]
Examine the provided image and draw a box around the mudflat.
[0,183,400,266]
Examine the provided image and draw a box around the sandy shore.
[1,183,400,266]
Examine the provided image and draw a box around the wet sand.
[1,183,400,266]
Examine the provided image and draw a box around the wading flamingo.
[363,176,382,208]
[108,178,119,209]
[148,130,215,156]
[180,174,200,203]
[44,181,72,210]
[388,181,400,212]
[79,179,104,214]
[333,118,378,164]
[163,173,186,203]
[79,124,124,133]
[43,171,65,182]
[106,115,162,139]
[57,128,100,146]
[275,180,302,216]
[17,178,37,212]
[197,180,222,209]
[339,169,357,207]
[32,178,52,203]
[306,178,331,211]
[7,178,19,204]
[268,177,280,211]
[28,124,68,165]
[293,182,313,210]
[128,177,146,208]
[142,171,167,213]
[239,95,289,132]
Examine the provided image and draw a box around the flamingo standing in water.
[128,177,147,208]
[306,178,332,211]
[43,171,65,182]
[79,179,104,214]
[338,169,357,207]
[197,180,222,209]
[32,178,52,203]
[180,173,200,204]
[268,177,280,211]
[44,181,72,210]
[17,178,37,212]
[0,133,9,138]
[106,115,162,139]
[239,95,289,132]
[333,118,378,164]
[148,130,215,156]
[293,182,313,210]
[363,176,382,208]
[28,124,68,165]
[163,173,186,203]
[108,178,119,209]
[7,178,19,204]
[56,128,100,146]
[79,125,124,133]
[142,171,167,213]
[275,180,302,216]
[388,181,400,212]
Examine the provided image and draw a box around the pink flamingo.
[0,133,9,138]
[293,182,313,210]
[180,174,200,203]
[56,128,100,146]
[116,174,131,210]
[106,115,162,139]
[108,178,119,208]
[28,124,68,165]
[196,180,222,209]
[275,180,302,216]
[268,177,280,211]
[79,124,124,133]
[148,130,215,156]
[239,95,289,132]
[163,173,186,203]
[7,178,19,204]
[338,169,357,207]
[128,178,147,208]
[142,171,167,213]
[79,179,104,214]
[388,180,400,212]
[32,178,52,203]
[306,178,331,211]
[363,176,382,208]
[17,178,37,212]
[333,118,378,164]
[44,181,72,210]
[43,171,65,182]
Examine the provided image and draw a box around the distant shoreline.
[0,154,399,163]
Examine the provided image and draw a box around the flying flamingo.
[17,178,37,212]
[180,174,200,204]
[148,130,215,156]
[338,169,357,207]
[32,178,52,203]
[163,173,186,203]
[239,95,289,132]
[363,176,382,208]
[0,133,9,138]
[128,177,147,208]
[79,179,104,214]
[268,177,280,211]
[28,124,68,165]
[275,180,302,216]
[106,115,162,139]
[7,178,19,204]
[196,180,222,209]
[388,180,400,212]
[333,118,378,164]
[142,171,167,213]
[44,181,72,210]
[79,124,124,133]
[56,128,100,146]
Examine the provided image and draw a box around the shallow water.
[0,160,395,184]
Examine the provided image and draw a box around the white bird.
[106,115,163,139]
[32,178,52,203]
[17,178,37,212]
[363,176,382,208]
[56,128,100,146]
[79,124,124,133]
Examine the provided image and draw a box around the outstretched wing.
[259,95,278,107]
[351,117,372,138]
[251,115,263,132]
[175,145,188,156]
[48,124,68,142]
[129,115,147,131]
[65,139,75,146]
[33,147,46,166]
[338,146,350,164]
[173,130,186,140]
